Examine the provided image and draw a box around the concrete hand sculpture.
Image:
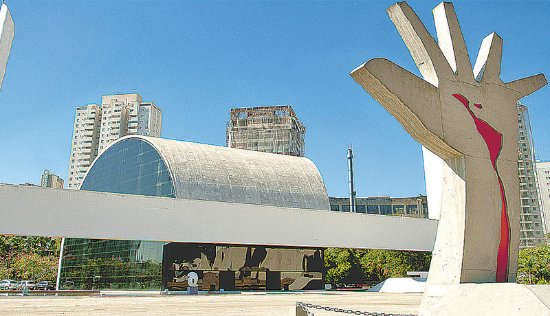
[351,2,546,283]
[0,4,14,90]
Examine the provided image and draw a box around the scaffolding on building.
[226,105,306,157]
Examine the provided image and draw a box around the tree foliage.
[361,249,431,283]
[8,253,58,281]
[324,239,550,287]
[0,235,61,281]
[324,248,368,286]
[517,241,550,285]
[324,248,431,286]
[0,236,60,257]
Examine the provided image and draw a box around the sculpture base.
[419,283,550,315]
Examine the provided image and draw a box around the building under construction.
[226,105,306,157]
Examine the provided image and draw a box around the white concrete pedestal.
[419,283,550,315]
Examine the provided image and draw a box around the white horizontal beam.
[0,184,437,251]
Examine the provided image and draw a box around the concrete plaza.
[0,292,422,315]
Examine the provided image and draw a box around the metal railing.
[296,302,416,316]
[0,290,100,296]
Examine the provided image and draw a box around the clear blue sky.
[0,0,548,197]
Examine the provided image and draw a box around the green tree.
[324,248,367,286]
[9,253,58,281]
[0,236,60,257]
[0,263,10,279]
[360,250,431,283]
[517,242,550,284]
[324,248,431,287]
[0,235,61,280]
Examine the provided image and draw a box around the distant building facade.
[329,195,428,218]
[99,94,162,153]
[40,170,64,189]
[137,102,162,137]
[226,105,305,157]
[517,103,546,247]
[536,161,550,235]
[68,104,101,189]
[68,93,162,189]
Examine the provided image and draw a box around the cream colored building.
[40,169,64,189]
[536,161,550,235]
[68,104,101,189]
[98,94,141,152]
[68,94,162,189]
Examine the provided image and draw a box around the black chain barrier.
[296,302,417,316]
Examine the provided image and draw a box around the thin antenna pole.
[347,146,356,213]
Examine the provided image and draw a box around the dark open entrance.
[219,271,235,291]
[266,271,281,290]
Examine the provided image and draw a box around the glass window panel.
[60,139,174,290]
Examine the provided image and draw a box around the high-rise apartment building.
[536,161,550,235]
[68,94,162,189]
[99,94,142,152]
[68,104,101,189]
[226,105,305,157]
[40,169,64,189]
[517,103,546,247]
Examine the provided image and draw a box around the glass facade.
[60,239,163,290]
[59,138,175,290]
[80,138,174,197]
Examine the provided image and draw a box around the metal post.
[347,147,356,213]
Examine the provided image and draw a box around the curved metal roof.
[96,136,330,210]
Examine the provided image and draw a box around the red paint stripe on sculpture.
[496,177,510,282]
[452,93,510,282]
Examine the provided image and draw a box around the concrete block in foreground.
[420,283,550,315]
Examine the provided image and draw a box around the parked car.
[63,280,75,290]
[0,279,18,290]
[17,280,36,290]
[35,281,55,290]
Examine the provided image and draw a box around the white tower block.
[0,3,13,90]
